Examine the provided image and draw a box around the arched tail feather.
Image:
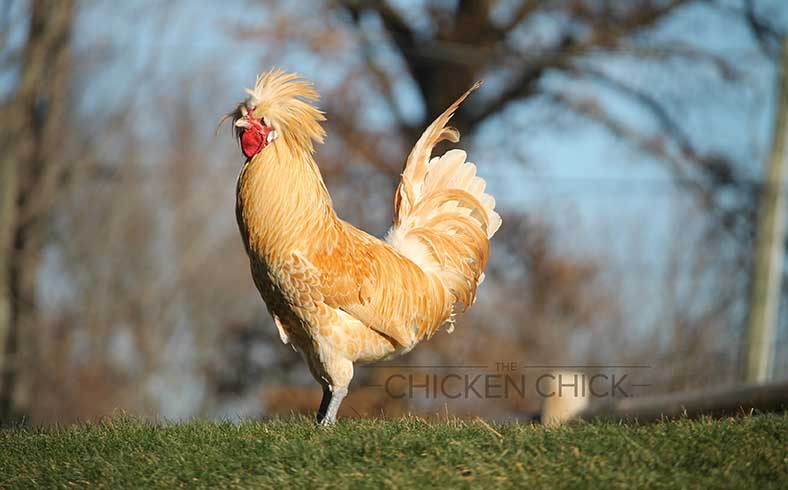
[387,83,501,339]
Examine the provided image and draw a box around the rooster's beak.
[234,104,253,129]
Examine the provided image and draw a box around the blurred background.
[1,0,788,424]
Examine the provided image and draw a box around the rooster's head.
[227,69,326,159]
[233,104,276,159]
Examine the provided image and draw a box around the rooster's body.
[233,71,500,424]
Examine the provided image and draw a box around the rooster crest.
[244,69,326,152]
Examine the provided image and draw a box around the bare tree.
[0,0,75,423]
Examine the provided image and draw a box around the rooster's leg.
[317,385,348,426]
[316,384,331,422]
[311,350,353,425]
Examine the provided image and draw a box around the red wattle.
[240,125,273,159]
[241,130,264,158]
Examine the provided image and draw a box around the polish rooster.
[231,70,501,424]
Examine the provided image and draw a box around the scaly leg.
[317,385,348,426]
[306,342,354,425]
[315,384,332,423]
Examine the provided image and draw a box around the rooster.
[231,70,501,424]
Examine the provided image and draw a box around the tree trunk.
[0,123,20,421]
[744,37,788,384]
[0,0,74,424]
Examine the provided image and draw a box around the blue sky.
[66,0,780,186]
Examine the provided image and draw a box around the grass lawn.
[1,414,786,489]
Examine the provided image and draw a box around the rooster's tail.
[386,83,501,339]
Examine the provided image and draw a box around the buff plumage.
[233,70,500,424]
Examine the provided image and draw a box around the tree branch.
[544,89,753,238]
[470,0,692,125]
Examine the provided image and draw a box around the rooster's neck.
[236,141,338,259]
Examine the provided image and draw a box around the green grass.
[1,415,786,489]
